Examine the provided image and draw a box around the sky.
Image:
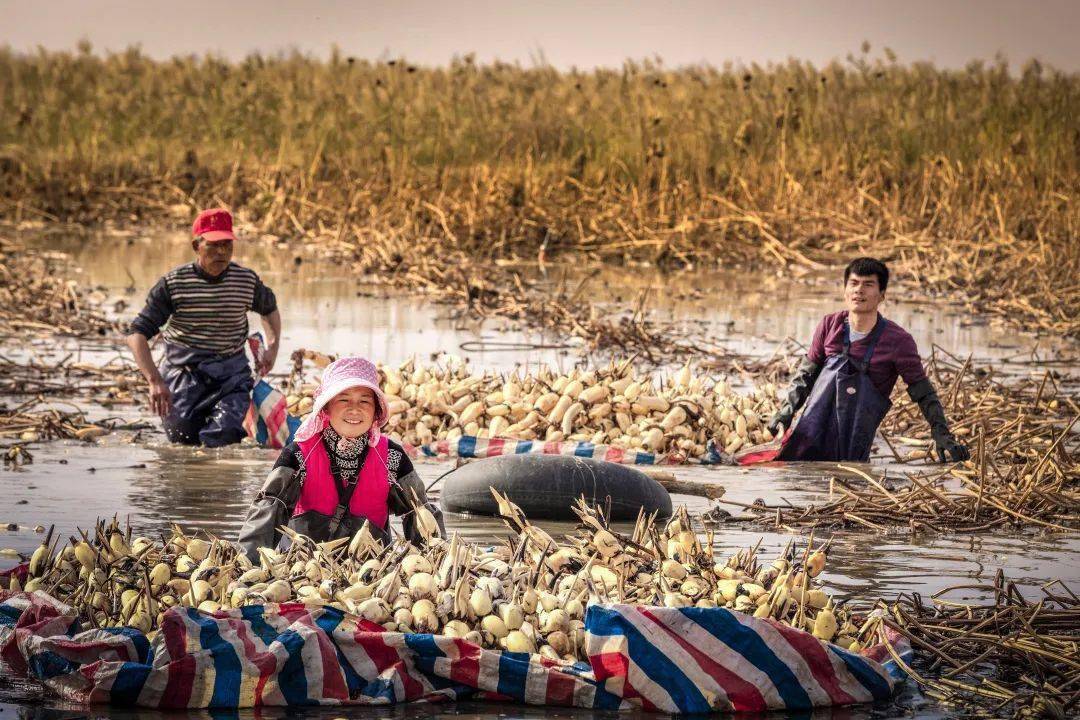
[2,0,1078,71]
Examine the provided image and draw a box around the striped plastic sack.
[0,591,908,712]
[586,604,909,713]
[243,379,301,450]
[241,334,299,450]
[419,436,687,466]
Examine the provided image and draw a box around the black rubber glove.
[907,378,970,463]
[767,358,822,434]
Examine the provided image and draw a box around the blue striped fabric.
[245,379,301,449]
[0,591,908,712]
[420,436,670,466]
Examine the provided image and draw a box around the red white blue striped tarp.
[242,334,299,450]
[0,591,908,712]
[418,436,688,466]
[243,379,301,450]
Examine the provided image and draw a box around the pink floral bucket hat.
[293,357,390,443]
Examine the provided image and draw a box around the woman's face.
[326,386,377,438]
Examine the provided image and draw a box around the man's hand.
[909,379,969,464]
[257,342,279,377]
[257,310,282,377]
[768,358,821,437]
[126,333,171,417]
[149,379,172,417]
[933,428,970,463]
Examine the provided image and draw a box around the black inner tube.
[439,455,672,521]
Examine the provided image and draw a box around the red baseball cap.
[192,208,237,243]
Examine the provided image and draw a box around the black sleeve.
[237,443,302,561]
[273,443,301,471]
[127,277,174,338]
[767,357,822,432]
[394,450,415,483]
[252,275,278,315]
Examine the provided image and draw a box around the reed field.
[1,46,1078,340]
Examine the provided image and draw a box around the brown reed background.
[1,46,1077,337]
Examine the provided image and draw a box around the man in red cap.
[125,208,282,447]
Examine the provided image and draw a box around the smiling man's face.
[844,273,884,314]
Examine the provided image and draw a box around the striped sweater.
[129,262,277,355]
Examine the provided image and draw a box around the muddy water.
[521,264,1076,371]
[1,231,1077,718]
[29,231,1076,373]
[27,231,569,373]
[0,691,942,720]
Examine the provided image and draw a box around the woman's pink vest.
[292,433,390,529]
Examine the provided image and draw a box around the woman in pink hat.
[238,357,443,558]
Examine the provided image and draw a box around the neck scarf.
[321,424,368,478]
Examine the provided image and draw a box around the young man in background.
[768,257,969,463]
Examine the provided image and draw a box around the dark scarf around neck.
[320,425,368,479]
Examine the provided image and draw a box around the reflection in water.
[0,698,949,720]
[128,447,276,536]
[0,667,945,720]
